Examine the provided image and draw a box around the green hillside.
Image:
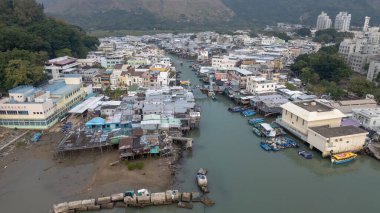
[0,0,99,92]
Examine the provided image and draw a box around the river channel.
[119,56,380,213]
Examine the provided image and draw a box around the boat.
[196,168,208,193]
[331,152,357,164]
[258,123,276,137]
[298,150,313,159]
[252,127,262,137]
[241,110,256,117]
[260,142,271,151]
[228,106,244,112]
[248,118,265,125]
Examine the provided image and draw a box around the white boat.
[196,168,208,192]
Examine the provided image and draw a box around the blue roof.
[86,117,105,126]
[8,85,36,94]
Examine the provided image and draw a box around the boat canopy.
[260,123,274,131]
[332,152,357,160]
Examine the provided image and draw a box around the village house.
[246,77,277,94]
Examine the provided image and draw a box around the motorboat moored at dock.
[331,152,357,164]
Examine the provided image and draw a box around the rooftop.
[310,126,368,138]
[294,101,332,112]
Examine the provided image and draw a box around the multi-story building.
[228,68,256,89]
[334,12,351,32]
[246,77,276,94]
[363,16,371,32]
[278,101,366,157]
[316,12,332,30]
[0,75,86,129]
[100,54,124,68]
[339,28,380,74]
[212,56,239,69]
[45,56,79,80]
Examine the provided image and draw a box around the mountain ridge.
[38,0,380,30]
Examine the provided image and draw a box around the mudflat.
[0,130,178,212]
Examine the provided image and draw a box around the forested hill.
[38,0,380,30]
[0,0,99,92]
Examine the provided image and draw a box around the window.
[18,111,29,115]
[291,114,292,119]
[302,120,305,125]
[296,116,298,121]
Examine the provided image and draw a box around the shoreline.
[0,127,186,211]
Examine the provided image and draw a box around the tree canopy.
[0,0,99,93]
[291,47,352,83]
[313,29,354,44]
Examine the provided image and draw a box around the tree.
[285,82,297,90]
[4,59,43,88]
[295,28,311,37]
[300,67,314,85]
[348,77,376,98]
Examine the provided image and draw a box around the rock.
[81,199,96,207]
[97,196,111,205]
[68,200,82,210]
[177,202,193,209]
[191,192,201,202]
[124,196,137,205]
[53,202,69,213]
[100,202,114,209]
[87,205,101,211]
[137,195,151,205]
[165,190,180,203]
[201,196,215,207]
[151,192,166,205]
[114,201,126,208]
[181,192,191,202]
[111,193,124,202]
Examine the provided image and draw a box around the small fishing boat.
[252,127,263,137]
[298,150,313,159]
[260,142,271,151]
[241,110,256,117]
[248,118,265,125]
[331,152,357,164]
[196,168,208,193]
[228,106,244,112]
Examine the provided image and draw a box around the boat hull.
[331,158,355,164]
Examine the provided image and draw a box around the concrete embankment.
[53,190,214,213]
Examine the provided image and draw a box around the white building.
[353,107,380,131]
[246,77,276,94]
[363,16,371,32]
[334,12,351,32]
[212,56,239,69]
[316,12,332,30]
[45,56,78,80]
